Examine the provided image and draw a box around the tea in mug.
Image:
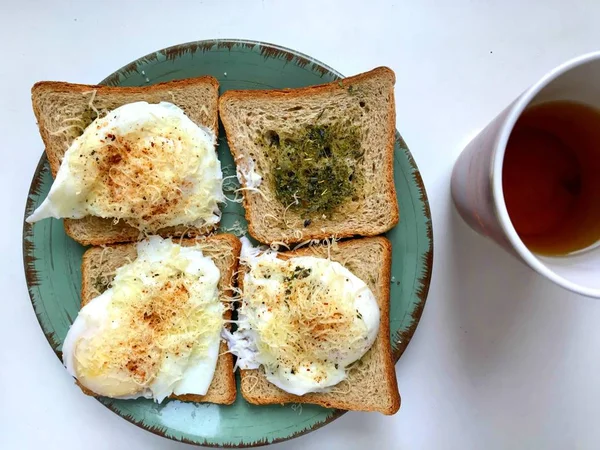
[502,101,600,256]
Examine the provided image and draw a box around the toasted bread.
[31,77,220,246]
[239,236,400,414]
[219,67,399,244]
[79,234,240,405]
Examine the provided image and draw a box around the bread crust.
[76,234,240,405]
[219,67,394,103]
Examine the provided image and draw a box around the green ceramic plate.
[23,39,433,447]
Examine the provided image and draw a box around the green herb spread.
[66,108,100,140]
[262,122,363,215]
[93,276,110,294]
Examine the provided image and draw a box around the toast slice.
[31,77,220,246]
[79,234,240,405]
[239,236,400,414]
[219,67,399,244]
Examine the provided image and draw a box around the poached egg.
[62,236,223,402]
[27,101,224,232]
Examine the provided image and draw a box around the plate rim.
[22,38,433,448]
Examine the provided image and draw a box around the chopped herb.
[294,266,311,279]
[284,266,312,283]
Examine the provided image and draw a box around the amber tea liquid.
[502,101,600,256]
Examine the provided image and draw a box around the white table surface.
[2,0,600,448]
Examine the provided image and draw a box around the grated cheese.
[64,103,223,232]
[74,242,223,391]
[239,256,375,387]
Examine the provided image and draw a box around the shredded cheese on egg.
[242,258,370,383]
[74,247,223,389]
[68,110,220,231]
[37,102,223,232]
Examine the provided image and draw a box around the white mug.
[451,51,600,298]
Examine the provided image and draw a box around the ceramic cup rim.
[491,51,600,298]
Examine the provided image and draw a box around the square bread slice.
[31,77,220,246]
[239,236,400,414]
[78,233,240,405]
[219,67,399,244]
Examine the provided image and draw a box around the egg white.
[62,236,222,402]
[27,101,223,228]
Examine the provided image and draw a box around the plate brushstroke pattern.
[23,39,433,447]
